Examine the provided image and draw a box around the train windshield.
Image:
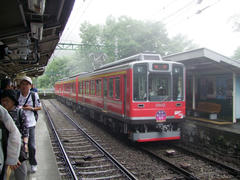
[148,73,170,101]
[133,63,184,102]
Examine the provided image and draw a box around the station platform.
[186,116,240,135]
[181,116,240,155]
[27,109,60,179]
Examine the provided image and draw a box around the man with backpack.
[17,76,41,173]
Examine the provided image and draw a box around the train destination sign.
[152,63,169,70]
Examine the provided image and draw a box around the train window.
[72,82,75,93]
[90,80,95,96]
[172,65,184,101]
[109,78,114,98]
[83,81,85,94]
[79,81,82,94]
[66,83,70,92]
[86,81,89,95]
[148,73,170,101]
[133,63,147,101]
[96,79,102,96]
[104,78,107,97]
[115,77,120,99]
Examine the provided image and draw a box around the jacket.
[0,105,21,166]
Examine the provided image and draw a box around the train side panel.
[54,55,185,142]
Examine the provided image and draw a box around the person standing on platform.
[30,85,38,93]
[0,78,13,102]
[1,79,13,91]
[0,105,21,179]
[17,76,41,173]
[1,89,29,180]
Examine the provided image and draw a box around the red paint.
[54,58,186,142]
[137,136,180,142]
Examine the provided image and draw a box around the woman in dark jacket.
[1,90,28,180]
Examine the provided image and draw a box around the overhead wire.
[146,0,180,20]
[62,0,94,43]
[160,0,196,23]
[57,0,223,55]
[60,0,87,41]
[54,0,94,58]
[166,0,223,29]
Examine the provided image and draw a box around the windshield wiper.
[160,96,169,102]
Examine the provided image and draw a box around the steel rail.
[175,145,240,178]
[139,146,200,180]
[43,103,79,179]
[49,100,137,180]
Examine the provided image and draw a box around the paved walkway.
[27,110,60,180]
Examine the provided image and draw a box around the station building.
[163,48,240,124]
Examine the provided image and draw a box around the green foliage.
[166,34,198,55]
[37,16,197,88]
[232,46,240,60]
[37,56,71,88]
[230,14,240,32]
[77,16,197,71]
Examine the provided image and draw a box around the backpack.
[17,91,38,121]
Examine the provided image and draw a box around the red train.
[54,53,186,142]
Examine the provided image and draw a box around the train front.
[128,61,185,142]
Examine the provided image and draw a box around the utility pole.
[115,37,118,61]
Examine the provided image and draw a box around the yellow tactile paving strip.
[187,116,233,125]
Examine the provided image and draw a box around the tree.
[230,14,240,60]
[37,56,71,88]
[230,14,240,32]
[77,22,104,71]
[76,16,197,71]
[166,34,197,56]
[232,46,240,60]
[37,16,197,88]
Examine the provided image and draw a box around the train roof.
[56,54,184,83]
[96,53,162,71]
[69,72,89,78]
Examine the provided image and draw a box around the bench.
[194,102,221,119]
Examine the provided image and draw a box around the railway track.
[175,145,240,178]
[44,99,240,179]
[139,143,240,180]
[43,100,137,180]
[52,99,186,179]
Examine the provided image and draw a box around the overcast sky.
[57,0,240,57]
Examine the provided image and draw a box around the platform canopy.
[164,48,240,123]
[163,48,240,75]
[0,0,75,78]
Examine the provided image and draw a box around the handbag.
[19,143,28,162]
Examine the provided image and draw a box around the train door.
[83,81,86,103]
[103,78,108,111]
[123,75,127,117]
[75,77,78,103]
